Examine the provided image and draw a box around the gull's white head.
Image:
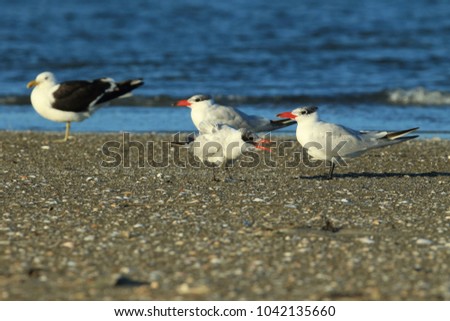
[174,94,213,108]
[277,106,318,122]
[27,71,57,89]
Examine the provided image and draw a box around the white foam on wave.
[387,87,450,106]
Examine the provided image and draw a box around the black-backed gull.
[27,71,144,142]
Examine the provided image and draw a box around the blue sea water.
[0,0,449,138]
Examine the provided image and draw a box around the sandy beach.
[0,131,449,300]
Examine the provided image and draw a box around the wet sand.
[0,131,449,300]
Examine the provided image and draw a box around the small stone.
[67,261,77,267]
[61,241,74,249]
[210,257,222,264]
[358,237,375,244]
[416,238,432,245]
[120,267,130,274]
[177,283,210,295]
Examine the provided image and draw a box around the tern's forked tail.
[369,127,419,149]
[385,127,419,140]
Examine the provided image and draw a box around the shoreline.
[1,132,449,300]
[1,129,450,141]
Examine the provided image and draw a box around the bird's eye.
[301,110,306,115]
[195,98,201,102]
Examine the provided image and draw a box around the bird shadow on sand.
[114,276,149,288]
[297,171,450,180]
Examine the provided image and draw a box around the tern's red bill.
[276,112,296,119]
[175,99,191,107]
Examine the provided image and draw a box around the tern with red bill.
[27,71,144,142]
[171,121,271,181]
[174,94,295,133]
[277,106,419,179]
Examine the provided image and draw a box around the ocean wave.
[0,95,31,105]
[386,87,450,106]
[2,88,449,107]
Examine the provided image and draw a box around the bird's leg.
[64,122,71,141]
[326,161,336,180]
[225,161,232,180]
[212,166,220,182]
[224,161,237,182]
[54,122,71,143]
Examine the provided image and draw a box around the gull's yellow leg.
[64,122,71,141]
[54,122,71,143]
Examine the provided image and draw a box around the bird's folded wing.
[51,80,113,112]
